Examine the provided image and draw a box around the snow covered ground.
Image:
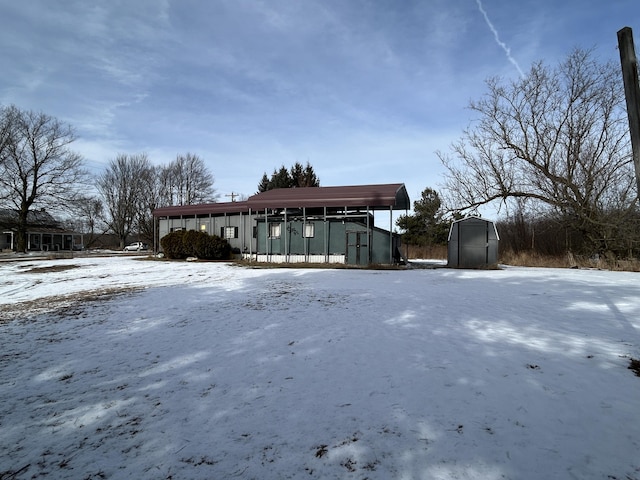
[1,255,639,480]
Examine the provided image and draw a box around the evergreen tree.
[396,188,449,246]
[290,162,304,187]
[270,165,293,189]
[298,162,320,187]
[257,173,271,193]
[257,162,320,192]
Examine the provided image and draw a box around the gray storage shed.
[447,216,499,268]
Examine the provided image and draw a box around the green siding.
[256,218,399,264]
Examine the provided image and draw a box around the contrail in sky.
[475,0,525,78]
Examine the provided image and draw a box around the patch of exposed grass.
[0,287,144,323]
[19,264,82,274]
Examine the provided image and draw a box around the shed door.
[459,222,488,268]
[346,231,369,265]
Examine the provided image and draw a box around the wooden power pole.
[618,26,640,197]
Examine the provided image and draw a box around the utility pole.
[617,26,640,197]
[225,192,239,202]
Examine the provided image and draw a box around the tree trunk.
[16,207,29,253]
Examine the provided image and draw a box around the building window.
[303,223,314,238]
[269,223,281,239]
[223,226,238,239]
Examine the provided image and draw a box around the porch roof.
[246,183,410,210]
[153,183,410,217]
[153,202,250,217]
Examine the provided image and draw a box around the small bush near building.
[160,230,231,260]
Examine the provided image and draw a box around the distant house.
[153,183,410,265]
[0,208,84,252]
[447,216,500,268]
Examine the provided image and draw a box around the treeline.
[0,104,220,251]
[437,48,639,263]
[258,162,320,192]
[397,187,640,261]
[496,209,640,260]
[91,152,217,249]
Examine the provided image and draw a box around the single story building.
[447,216,500,268]
[0,208,84,252]
[153,183,410,265]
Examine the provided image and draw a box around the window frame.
[222,226,238,239]
[303,223,314,238]
[268,223,281,239]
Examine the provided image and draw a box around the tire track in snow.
[0,280,41,298]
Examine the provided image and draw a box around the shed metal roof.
[153,183,410,217]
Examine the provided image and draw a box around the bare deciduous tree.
[69,195,105,248]
[157,153,216,206]
[439,49,636,253]
[0,105,86,252]
[97,153,154,249]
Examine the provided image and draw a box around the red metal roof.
[153,183,410,217]
[246,183,410,210]
[153,201,250,217]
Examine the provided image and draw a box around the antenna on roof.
[225,192,239,202]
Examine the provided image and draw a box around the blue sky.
[0,0,638,208]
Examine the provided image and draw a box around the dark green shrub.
[160,230,188,259]
[160,230,231,260]
[193,233,231,260]
[182,230,202,255]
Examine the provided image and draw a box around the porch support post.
[366,206,371,265]
[303,207,307,262]
[284,208,288,263]
[324,206,328,262]
[248,208,253,260]
[405,206,409,262]
[265,208,269,261]
[389,206,393,264]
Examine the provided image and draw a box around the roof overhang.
[153,202,251,217]
[246,183,410,211]
[153,183,411,217]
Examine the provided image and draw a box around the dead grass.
[500,250,640,271]
[404,244,447,260]
[18,264,83,274]
[499,251,574,269]
[0,287,144,323]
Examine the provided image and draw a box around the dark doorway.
[346,231,369,265]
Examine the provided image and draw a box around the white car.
[123,242,147,252]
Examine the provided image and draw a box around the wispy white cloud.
[474,0,525,78]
